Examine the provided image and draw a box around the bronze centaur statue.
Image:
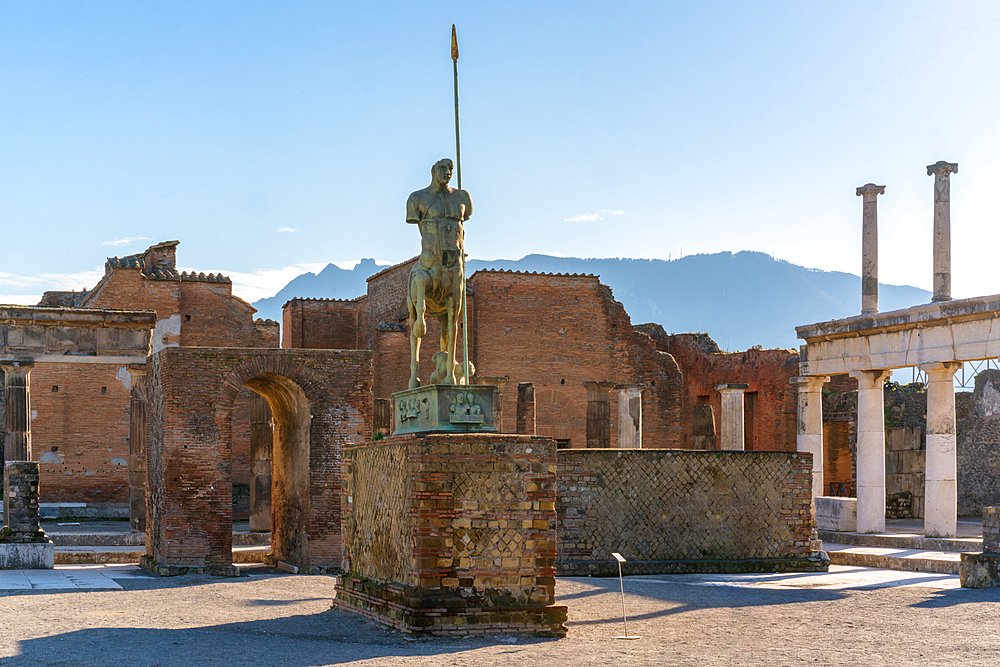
[405,159,473,388]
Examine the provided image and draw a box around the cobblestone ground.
[0,565,998,666]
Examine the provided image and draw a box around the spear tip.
[451,24,459,60]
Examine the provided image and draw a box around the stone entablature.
[0,305,155,362]
[797,293,1000,376]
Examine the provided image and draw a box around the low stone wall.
[337,433,567,636]
[556,449,826,575]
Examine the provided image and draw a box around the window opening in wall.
[101,387,107,394]
[185,315,191,321]
[560,379,565,384]
[51,386,58,392]
[556,439,571,449]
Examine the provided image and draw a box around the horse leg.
[408,274,428,389]
[444,299,458,385]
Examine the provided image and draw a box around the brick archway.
[142,347,372,574]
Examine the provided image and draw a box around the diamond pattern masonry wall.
[337,433,568,636]
[556,449,826,575]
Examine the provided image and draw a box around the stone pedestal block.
[392,385,498,435]
[1,461,53,569]
[337,433,568,636]
[0,542,54,569]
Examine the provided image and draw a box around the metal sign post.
[612,552,641,640]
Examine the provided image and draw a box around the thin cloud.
[0,267,106,304]
[182,263,329,303]
[565,209,628,223]
[102,236,151,247]
[277,227,298,233]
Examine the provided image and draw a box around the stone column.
[615,384,643,448]
[927,160,958,302]
[715,383,748,451]
[249,392,273,533]
[127,364,149,533]
[850,369,891,533]
[0,461,53,568]
[516,383,535,435]
[477,376,509,433]
[921,362,961,538]
[1,359,33,462]
[583,381,615,448]
[856,183,885,314]
[790,375,830,498]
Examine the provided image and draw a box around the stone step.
[45,531,270,547]
[818,530,980,553]
[53,545,271,566]
[824,543,962,575]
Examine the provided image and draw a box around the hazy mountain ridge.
[251,251,930,351]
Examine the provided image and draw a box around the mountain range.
[250,251,930,352]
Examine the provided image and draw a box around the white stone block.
[815,496,857,532]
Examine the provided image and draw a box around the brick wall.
[640,328,799,451]
[282,298,361,350]
[31,362,133,503]
[142,347,372,570]
[362,258,417,350]
[338,433,567,635]
[556,449,822,574]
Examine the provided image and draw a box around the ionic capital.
[856,183,886,199]
[926,161,958,178]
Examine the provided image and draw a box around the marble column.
[615,384,644,448]
[1,359,33,462]
[927,160,958,302]
[249,392,273,533]
[715,383,748,451]
[583,381,616,448]
[921,362,961,538]
[790,375,830,499]
[516,382,535,435]
[477,376,509,433]
[856,183,885,314]
[850,369,891,533]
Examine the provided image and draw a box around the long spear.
[453,25,471,385]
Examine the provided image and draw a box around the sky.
[2,1,1000,305]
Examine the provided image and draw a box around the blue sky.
[2,1,999,304]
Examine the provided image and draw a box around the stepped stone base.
[139,555,240,577]
[0,541,54,569]
[335,575,567,637]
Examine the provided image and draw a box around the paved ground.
[0,564,998,666]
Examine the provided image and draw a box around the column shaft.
[857,184,885,314]
[516,383,535,435]
[1,361,33,462]
[249,392,273,533]
[851,370,890,533]
[791,376,829,498]
[922,362,960,538]
[927,161,958,302]
[615,385,643,449]
[584,381,615,448]
[715,384,748,451]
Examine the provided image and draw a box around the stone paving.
[0,564,998,665]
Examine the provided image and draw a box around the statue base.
[392,384,498,435]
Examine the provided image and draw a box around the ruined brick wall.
[30,363,133,503]
[281,298,360,350]
[556,449,818,574]
[178,280,272,348]
[362,258,417,350]
[144,347,372,569]
[640,328,798,451]
[372,326,411,400]
[469,271,681,448]
[340,433,560,633]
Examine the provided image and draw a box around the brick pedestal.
[337,433,567,636]
[0,461,54,569]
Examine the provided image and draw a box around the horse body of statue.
[406,159,473,388]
